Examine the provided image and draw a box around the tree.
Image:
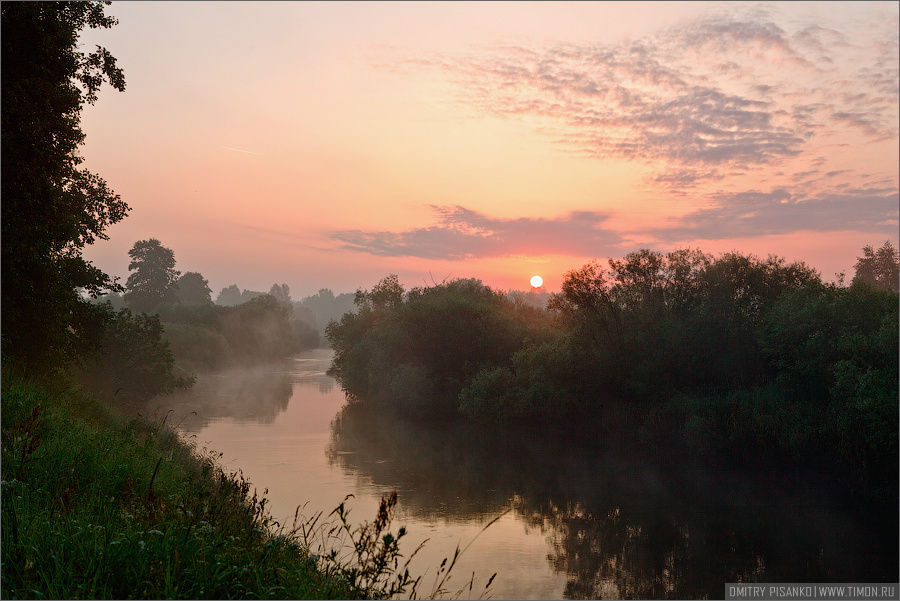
[852,241,899,293]
[216,284,243,306]
[175,271,212,305]
[125,239,180,313]
[269,283,291,305]
[354,274,404,311]
[2,1,128,368]
[82,306,193,402]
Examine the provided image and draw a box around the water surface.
[149,349,897,599]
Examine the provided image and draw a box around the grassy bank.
[1,374,361,599]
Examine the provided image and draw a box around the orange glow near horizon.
[76,2,898,299]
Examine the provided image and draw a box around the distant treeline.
[326,244,899,497]
[213,285,357,334]
[93,239,365,375]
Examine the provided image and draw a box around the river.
[147,349,897,599]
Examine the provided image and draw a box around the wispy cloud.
[332,205,622,259]
[653,187,899,241]
[353,6,898,262]
[413,6,898,189]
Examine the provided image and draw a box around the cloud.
[652,167,725,190]
[332,205,622,259]
[653,187,899,241]
[418,7,898,188]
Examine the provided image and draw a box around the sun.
[530,275,543,288]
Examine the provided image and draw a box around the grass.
[1,373,499,600]
[1,373,360,599]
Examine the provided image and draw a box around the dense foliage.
[159,295,319,372]
[174,272,213,305]
[326,249,899,494]
[102,239,319,373]
[124,238,181,313]
[852,241,899,292]
[2,1,128,369]
[327,276,553,417]
[0,376,366,599]
[78,306,194,403]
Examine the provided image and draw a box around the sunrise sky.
[79,1,899,298]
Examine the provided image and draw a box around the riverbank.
[326,259,898,500]
[0,374,362,599]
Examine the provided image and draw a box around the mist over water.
[143,350,897,600]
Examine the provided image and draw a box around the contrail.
[221,145,262,156]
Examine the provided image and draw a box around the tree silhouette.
[2,1,127,367]
[216,284,243,306]
[175,271,213,305]
[269,283,291,304]
[125,239,180,313]
[852,241,899,293]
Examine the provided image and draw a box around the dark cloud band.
[332,206,622,259]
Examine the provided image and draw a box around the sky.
[79,1,899,298]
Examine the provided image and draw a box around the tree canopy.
[175,271,213,305]
[2,1,128,367]
[852,241,899,293]
[269,283,292,305]
[125,239,180,313]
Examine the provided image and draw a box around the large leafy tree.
[175,271,213,305]
[268,283,292,305]
[852,241,899,293]
[2,1,128,368]
[216,284,244,306]
[125,239,180,314]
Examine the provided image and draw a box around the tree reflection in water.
[328,402,897,599]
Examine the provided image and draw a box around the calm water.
[148,349,897,600]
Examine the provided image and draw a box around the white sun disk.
[530,275,543,288]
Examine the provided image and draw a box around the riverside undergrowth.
[296,492,501,600]
[1,373,499,600]
[0,374,419,599]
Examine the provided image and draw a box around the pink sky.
[79,1,899,298]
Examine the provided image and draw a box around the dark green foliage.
[215,284,271,307]
[852,241,899,292]
[95,290,126,310]
[79,306,194,403]
[159,295,320,372]
[2,1,129,369]
[174,271,213,305]
[326,248,898,494]
[160,322,232,373]
[326,276,553,416]
[759,283,898,487]
[220,295,306,361]
[125,238,180,314]
[215,284,243,306]
[0,376,363,599]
